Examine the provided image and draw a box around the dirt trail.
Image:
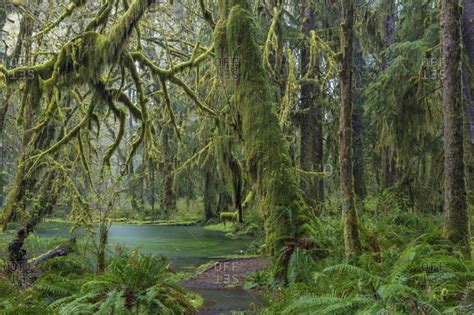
[182,257,270,314]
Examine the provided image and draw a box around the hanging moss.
[262,6,283,75]
[279,48,297,128]
[216,0,318,281]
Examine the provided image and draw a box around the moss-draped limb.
[28,87,59,134]
[101,105,126,173]
[131,47,218,118]
[100,0,158,62]
[85,0,116,32]
[168,74,217,117]
[34,0,87,38]
[123,53,148,122]
[159,75,182,140]
[1,58,56,84]
[24,101,96,173]
[3,0,157,87]
[95,80,142,120]
[77,130,93,186]
[123,52,160,161]
[262,5,283,75]
[130,44,214,78]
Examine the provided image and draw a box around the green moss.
[215,0,318,281]
[205,222,235,233]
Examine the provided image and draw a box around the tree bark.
[441,0,470,256]
[462,0,474,207]
[299,0,324,208]
[353,37,366,200]
[203,155,218,221]
[339,0,361,259]
[383,0,397,189]
[160,125,176,218]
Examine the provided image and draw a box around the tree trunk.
[203,156,218,221]
[97,222,108,274]
[339,0,361,259]
[353,37,366,200]
[128,149,140,210]
[383,0,397,189]
[441,0,470,256]
[462,0,474,207]
[216,0,314,281]
[463,0,474,144]
[0,1,6,49]
[160,125,176,218]
[8,170,62,285]
[299,0,324,208]
[149,158,156,214]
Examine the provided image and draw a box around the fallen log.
[7,227,75,287]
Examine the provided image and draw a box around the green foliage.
[262,211,473,314]
[0,249,195,314]
[51,252,195,314]
[364,188,411,213]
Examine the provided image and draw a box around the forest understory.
[0,0,473,314]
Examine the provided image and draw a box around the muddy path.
[182,257,270,314]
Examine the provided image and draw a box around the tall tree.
[462,0,474,207]
[160,125,176,218]
[299,0,324,208]
[441,0,470,256]
[215,0,314,280]
[353,37,366,199]
[339,0,361,259]
[203,154,218,221]
[383,0,397,189]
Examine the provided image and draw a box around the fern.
[53,253,194,314]
[95,290,128,315]
[323,263,385,288]
[263,213,473,315]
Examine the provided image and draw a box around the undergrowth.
[0,250,197,314]
[259,208,473,314]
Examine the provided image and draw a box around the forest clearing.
[0,0,473,314]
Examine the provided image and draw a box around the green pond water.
[35,223,253,270]
[29,222,264,314]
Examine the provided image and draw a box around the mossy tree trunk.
[353,38,366,200]
[462,0,474,208]
[441,0,470,257]
[215,0,312,280]
[160,125,176,219]
[149,158,156,214]
[382,0,397,190]
[299,0,324,208]
[203,155,218,221]
[128,117,143,211]
[339,0,361,259]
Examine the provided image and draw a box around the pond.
[30,222,264,314]
[35,223,254,270]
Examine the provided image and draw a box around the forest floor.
[182,257,270,314]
